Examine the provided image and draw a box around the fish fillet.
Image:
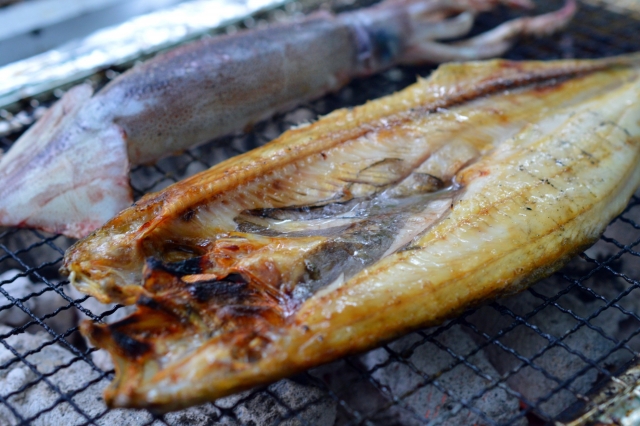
[61,54,640,411]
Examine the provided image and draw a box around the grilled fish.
[0,0,576,238]
[62,54,640,411]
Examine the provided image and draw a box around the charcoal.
[0,270,75,334]
[360,325,526,425]
[0,325,336,425]
[0,229,72,279]
[467,274,631,418]
[215,379,337,426]
[0,270,36,326]
[0,325,153,425]
[310,359,390,424]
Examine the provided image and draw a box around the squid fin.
[0,84,132,238]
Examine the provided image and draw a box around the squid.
[0,0,576,238]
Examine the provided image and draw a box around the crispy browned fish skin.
[65,54,640,411]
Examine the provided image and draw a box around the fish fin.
[0,84,132,238]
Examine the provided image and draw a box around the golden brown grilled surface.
[63,54,640,411]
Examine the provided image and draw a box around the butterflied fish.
[62,54,640,411]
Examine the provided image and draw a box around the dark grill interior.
[0,0,639,424]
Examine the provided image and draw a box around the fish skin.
[0,0,576,239]
[64,54,640,411]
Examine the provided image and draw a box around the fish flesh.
[61,53,640,411]
[0,0,576,238]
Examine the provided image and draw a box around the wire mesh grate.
[0,0,639,424]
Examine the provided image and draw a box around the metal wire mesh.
[0,0,639,424]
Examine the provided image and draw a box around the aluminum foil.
[0,0,299,109]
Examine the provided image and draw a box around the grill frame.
[0,1,639,424]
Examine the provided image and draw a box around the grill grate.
[0,1,639,424]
